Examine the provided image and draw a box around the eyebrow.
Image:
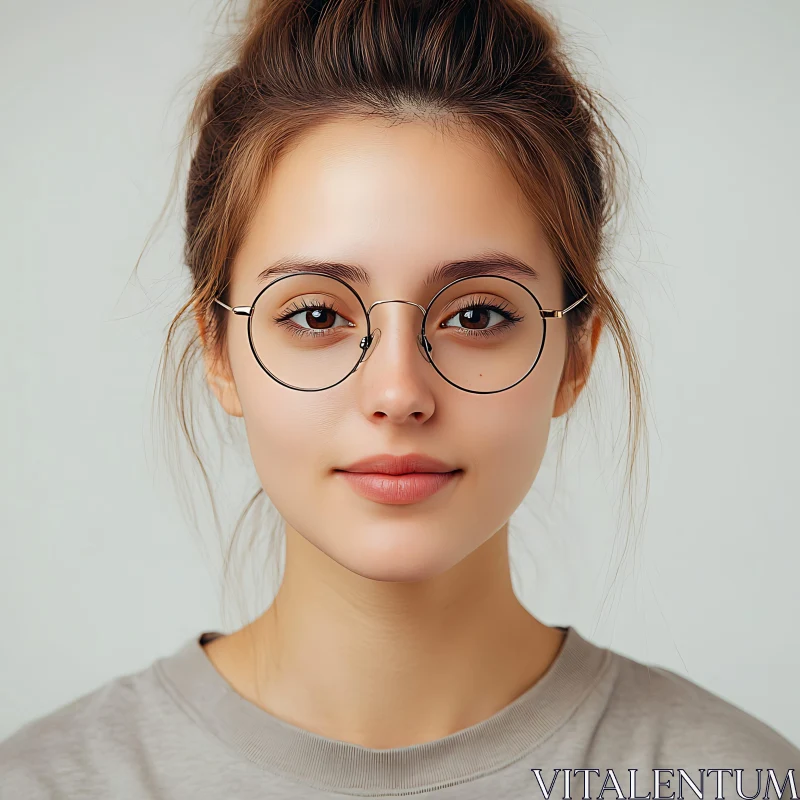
[256,251,540,289]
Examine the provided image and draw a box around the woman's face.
[208,118,592,582]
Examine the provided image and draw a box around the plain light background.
[1,0,798,745]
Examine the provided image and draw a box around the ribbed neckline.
[155,624,612,796]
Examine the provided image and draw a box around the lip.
[334,452,462,505]
[336,452,458,475]
[336,471,461,504]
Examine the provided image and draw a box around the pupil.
[308,308,332,329]
[462,308,488,329]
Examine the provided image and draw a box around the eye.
[275,301,355,334]
[289,305,342,330]
[441,305,507,331]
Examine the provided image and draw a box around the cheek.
[227,339,335,494]
[240,391,335,503]
[456,376,555,501]
[456,330,565,483]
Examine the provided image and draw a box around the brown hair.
[145,0,650,624]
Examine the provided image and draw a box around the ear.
[552,312,603,419]
[196,307,244,419]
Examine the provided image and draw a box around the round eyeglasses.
[213,272,588,394]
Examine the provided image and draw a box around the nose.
[353,299,436,423]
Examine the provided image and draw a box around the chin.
[322,525,468,583]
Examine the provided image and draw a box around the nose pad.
[356,327,382,368]
[417,333,433,364]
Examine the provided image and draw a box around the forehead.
[233,117,558,296]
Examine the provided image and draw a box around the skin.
[199,117,602,749]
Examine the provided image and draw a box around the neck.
[203,521,565,749]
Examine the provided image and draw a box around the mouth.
[333,452,462,504]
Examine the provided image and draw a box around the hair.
[143,0,651,628]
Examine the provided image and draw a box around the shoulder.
[603,645,800,769]
[0,650,185,799]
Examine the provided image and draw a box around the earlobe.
[552,374,576,419]
[207,370,244,418]
[202,349,244,419]
[206,360,244,418]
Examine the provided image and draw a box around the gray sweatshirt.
[1,625,797,798]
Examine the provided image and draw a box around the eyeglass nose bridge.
[356,298,433,369]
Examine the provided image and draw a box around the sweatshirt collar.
[155,624,611,796]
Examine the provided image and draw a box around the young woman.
[2,0,797,797]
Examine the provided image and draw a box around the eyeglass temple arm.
[214,298,252,316]
[540,292,589,319]
[213,292,589,319]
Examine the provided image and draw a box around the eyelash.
[273,298,524,338]
[273,300,352,339]
[449,296,524,337]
